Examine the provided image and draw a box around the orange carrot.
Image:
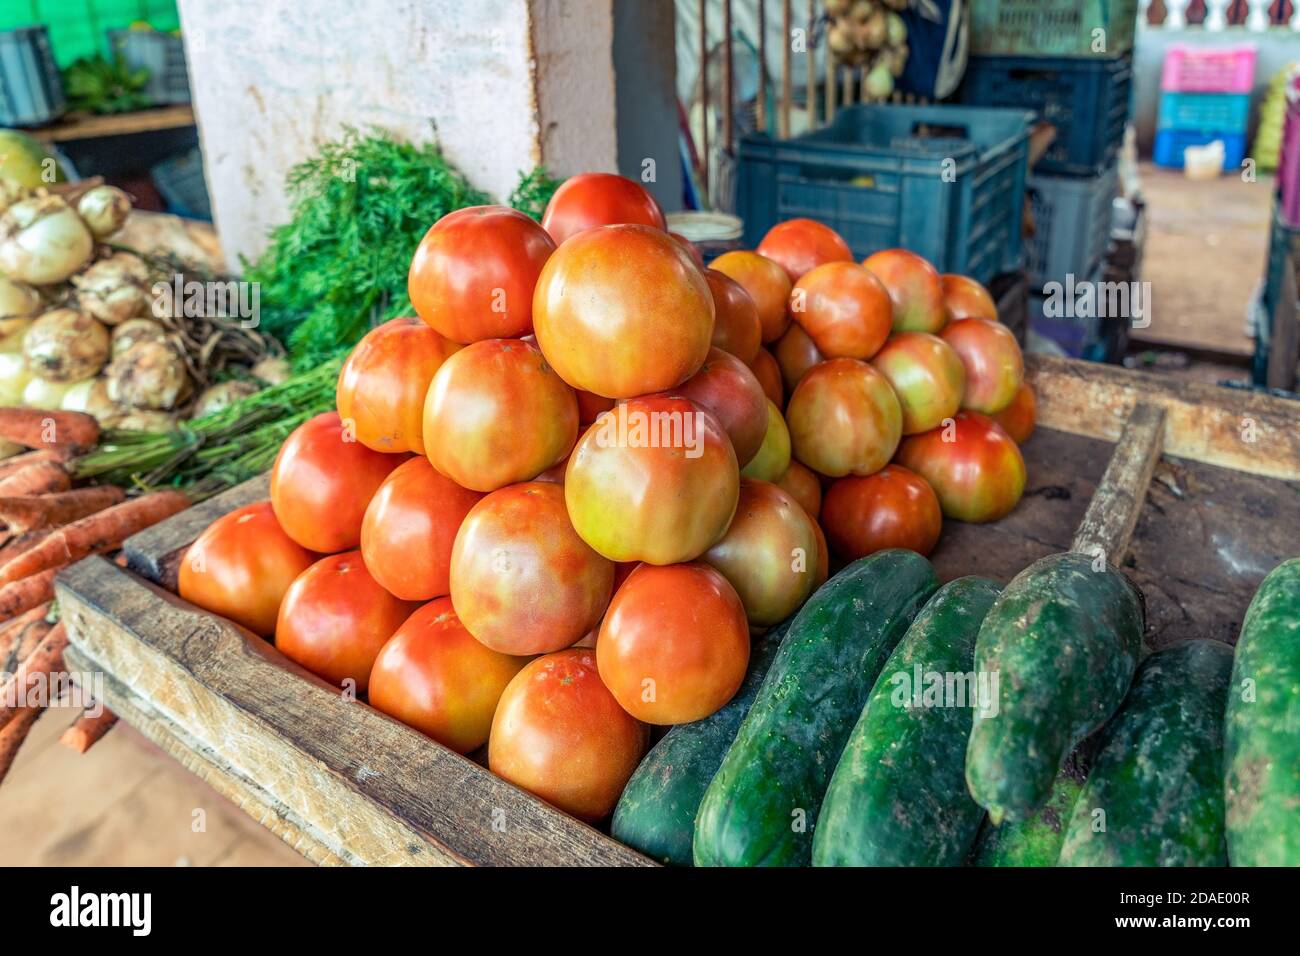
[0,449,61,481]
[0,460,71,497]
[0,703,44,785]
[0,602,52,671]
[0,528,51,569]
[0,490,188,586]
[0,408,99,452]
[0,567,58,619]
[0,621,66,735]
[59,706,118,754]
[0,485,126,534]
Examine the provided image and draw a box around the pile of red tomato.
[178,172,1035,824]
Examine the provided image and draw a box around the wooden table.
[29,105,196,145]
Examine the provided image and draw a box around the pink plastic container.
[1161,43,1257,93]
[1281,100,1300,229]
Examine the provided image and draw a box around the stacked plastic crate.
[956,0,1136,363]
[1255,73,1300,389]
[1154,44,1257,173]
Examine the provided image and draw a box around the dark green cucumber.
[971,765,1086,866]
[1060,639,1233,866]
[1225,558,1300,866]
[966,552,1145,824]
[693,549,938,867]
[611,620,790,866]
[813,576,1001,866]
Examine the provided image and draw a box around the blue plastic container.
[958,53,1132,177]
[1026,163,1119,288]
[0,26,65,126]
[736,104,1032,285]
[1152,128,1247,171]
[1157,92,1250,133]
[1029,265,1127,363]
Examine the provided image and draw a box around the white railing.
[1140,0,1300,29]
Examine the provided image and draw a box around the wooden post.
[781,0,792,138]
[698,0,709,198]
[806,0,817,130]
[756,0,767,133]
[1070,403,1166,564]
[824,19,835,124]
[723,0,734,154]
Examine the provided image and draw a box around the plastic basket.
[1026,164,1119,289]
[151,146,209,219]
[0,25,65,126]
[958,54,1131,177]
[1029,264,1127,363]
[1157,92,1251,133]
[1153,128,1248,171]
[736,104,1033,285]
[971,0,1139,58]
[1161,44,1257,94]
[1280,101,1300,230]
[109,27,189,104]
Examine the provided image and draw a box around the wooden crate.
[53,355,1300,866]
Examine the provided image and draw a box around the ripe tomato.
[896,411,1026,523]
[597,562,749,723]
[275,551,418,692]
[757,218,853,282]
[533,224,713,398]
[940,317,1024,414]
[812,519,830,588]
[271,411,407,553]
[790,261,892,360]
[704,268,762,363]
[489,648,648,822]
[336,317,459,456]
[776,459,822,519]
[702,479,820,626]
[786,358,902,477]
[821,465,942,559]
[871,332,967,434]
[773,321,825,395]
[577,389,616,426]
[450,482,613,655]
[990,382,1037,444]
[942,274,998,323]
[368,597,529,754]
[863,248,947,333]
[670,231,705,268]
[408,205,555,343]
[747,347,784,407]
[423,338,577,492]
[360,457,483,601]
[709,250,793,343]
[565,395,739,564]
[739,398,791,482]
[179,501,316,638]
[669,347,768,466]
[541,172,666,245]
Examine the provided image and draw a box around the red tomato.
[423,338,577,492]
[863,248,947,333]
[533,224,714,398]
[896,411,1026,523]
[704,268,762,362]
[871,332,967,434]
[940,317,1024,414]
[669,347,768,466]
[776,459,822,519]
[408,205,555,343]
[786,358,902,477]
[541,172,666,245]
[739,398,791,482]
[275,551,418,692]
[812,519,830,587]
[990,382,1037,445]
[821,465,942,559]
[271,411,407,553]
[702,479,821,626]
[790,261,893,360]
[576,389,616,426]
[710,250,793,343]
[450,482,613,655]
[757,219,854,282]
[368,597,529,753]
[489,649,648,822]
[747,347,784,407]
[773,322,825,395]
[597,562,749,723]
[670,231,705,268]
[942,274,998,323]
[360,457,483,601]
[179,501,316,638]
[565,395,739,564]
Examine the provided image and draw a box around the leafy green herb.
[509,167,561,221]
[62,55,152,115]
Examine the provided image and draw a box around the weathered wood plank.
[1071,402,1167,564]
[1267,253,1299,392]
[55,557,654,867]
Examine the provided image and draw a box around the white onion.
[105,339,189,410]
[72,252,151,325]
[193,379,261,418]
[0,319,31,355]
[111,317,167,357]
[251,356,291,386]
[77,185,132,240]
[0,351,32,404]
[0,195,94,285]
[58,376,100,412]
[105,408,176,431]
[0,278,42,329]
[24,308,110,382]
[22,373,78,408]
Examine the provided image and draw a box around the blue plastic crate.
[958,53,1132,177]
[1152,128,1247,171]
[972,0,1139,58]
[736,104,1032,286]
[1157,92,1250,133]
[151,147,210,220]
[0,26,65,126]
[1026,163,1118,288]
[109,28,189,105]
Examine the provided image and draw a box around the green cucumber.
[813,576,1000,866]
[611,620,790,866]
[971,766,1086,866]
[1060,639,1233,866]
[693,549,938,867]
[1224,558,1300,866]
[966,552,1145,823]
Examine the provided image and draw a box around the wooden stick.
[781,0,792,138]
[723,0,733,154]
[698,0,709,201]
[60,706,118,754]
[824,24,835,123]
[1071,403,1167,565]
[757,0,767,133]
[842,65,853,105]
[806,0,817,129]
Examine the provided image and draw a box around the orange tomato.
[541,172,666,245]
[450,482,613,655]
[179,501,316,638]
[786,358,902,477]
[863,248,947,333]
[940,317,1024,414]
[368,597,529,753]
[896,411,1026,523]
[790,261,893,360]
[597,562,749,723]
[871,332,967,434]
[408,205,555,343]
[757,218,854,282]
[990,382,1037,444]
[704,268,762,363]
[489,649,648,822]
[775,459,823,519]
[773,322,825,395]
[747,347,784,407]
[709,250,793,343]
[360,457,483,601]
[821,465,942,559]
[669,347,769,467]
[942,274,998,323]
[533,224,714,399]
[423,338,577,492]
[270,411,407,553]
[577,389,616,426]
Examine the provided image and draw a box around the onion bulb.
[0,180,29,218]
[111,317,167,357]
[22,372,79,408]
[0,278,42,337]
[58,376,102,413]
[24,308,110,382]
[77,185,132,239]
[193,379,261,418]
[865,61,896,100]
[251,356,290,386]
[0,195,94,285]
[0,320,29,355]
[886,11,907,47]
[0,351,32,404]
[105,339,190,410]
[72,252,151,325]
[105,408,176,431]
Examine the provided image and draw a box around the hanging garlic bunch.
[71,251,152,325]
[0,195,95,285]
